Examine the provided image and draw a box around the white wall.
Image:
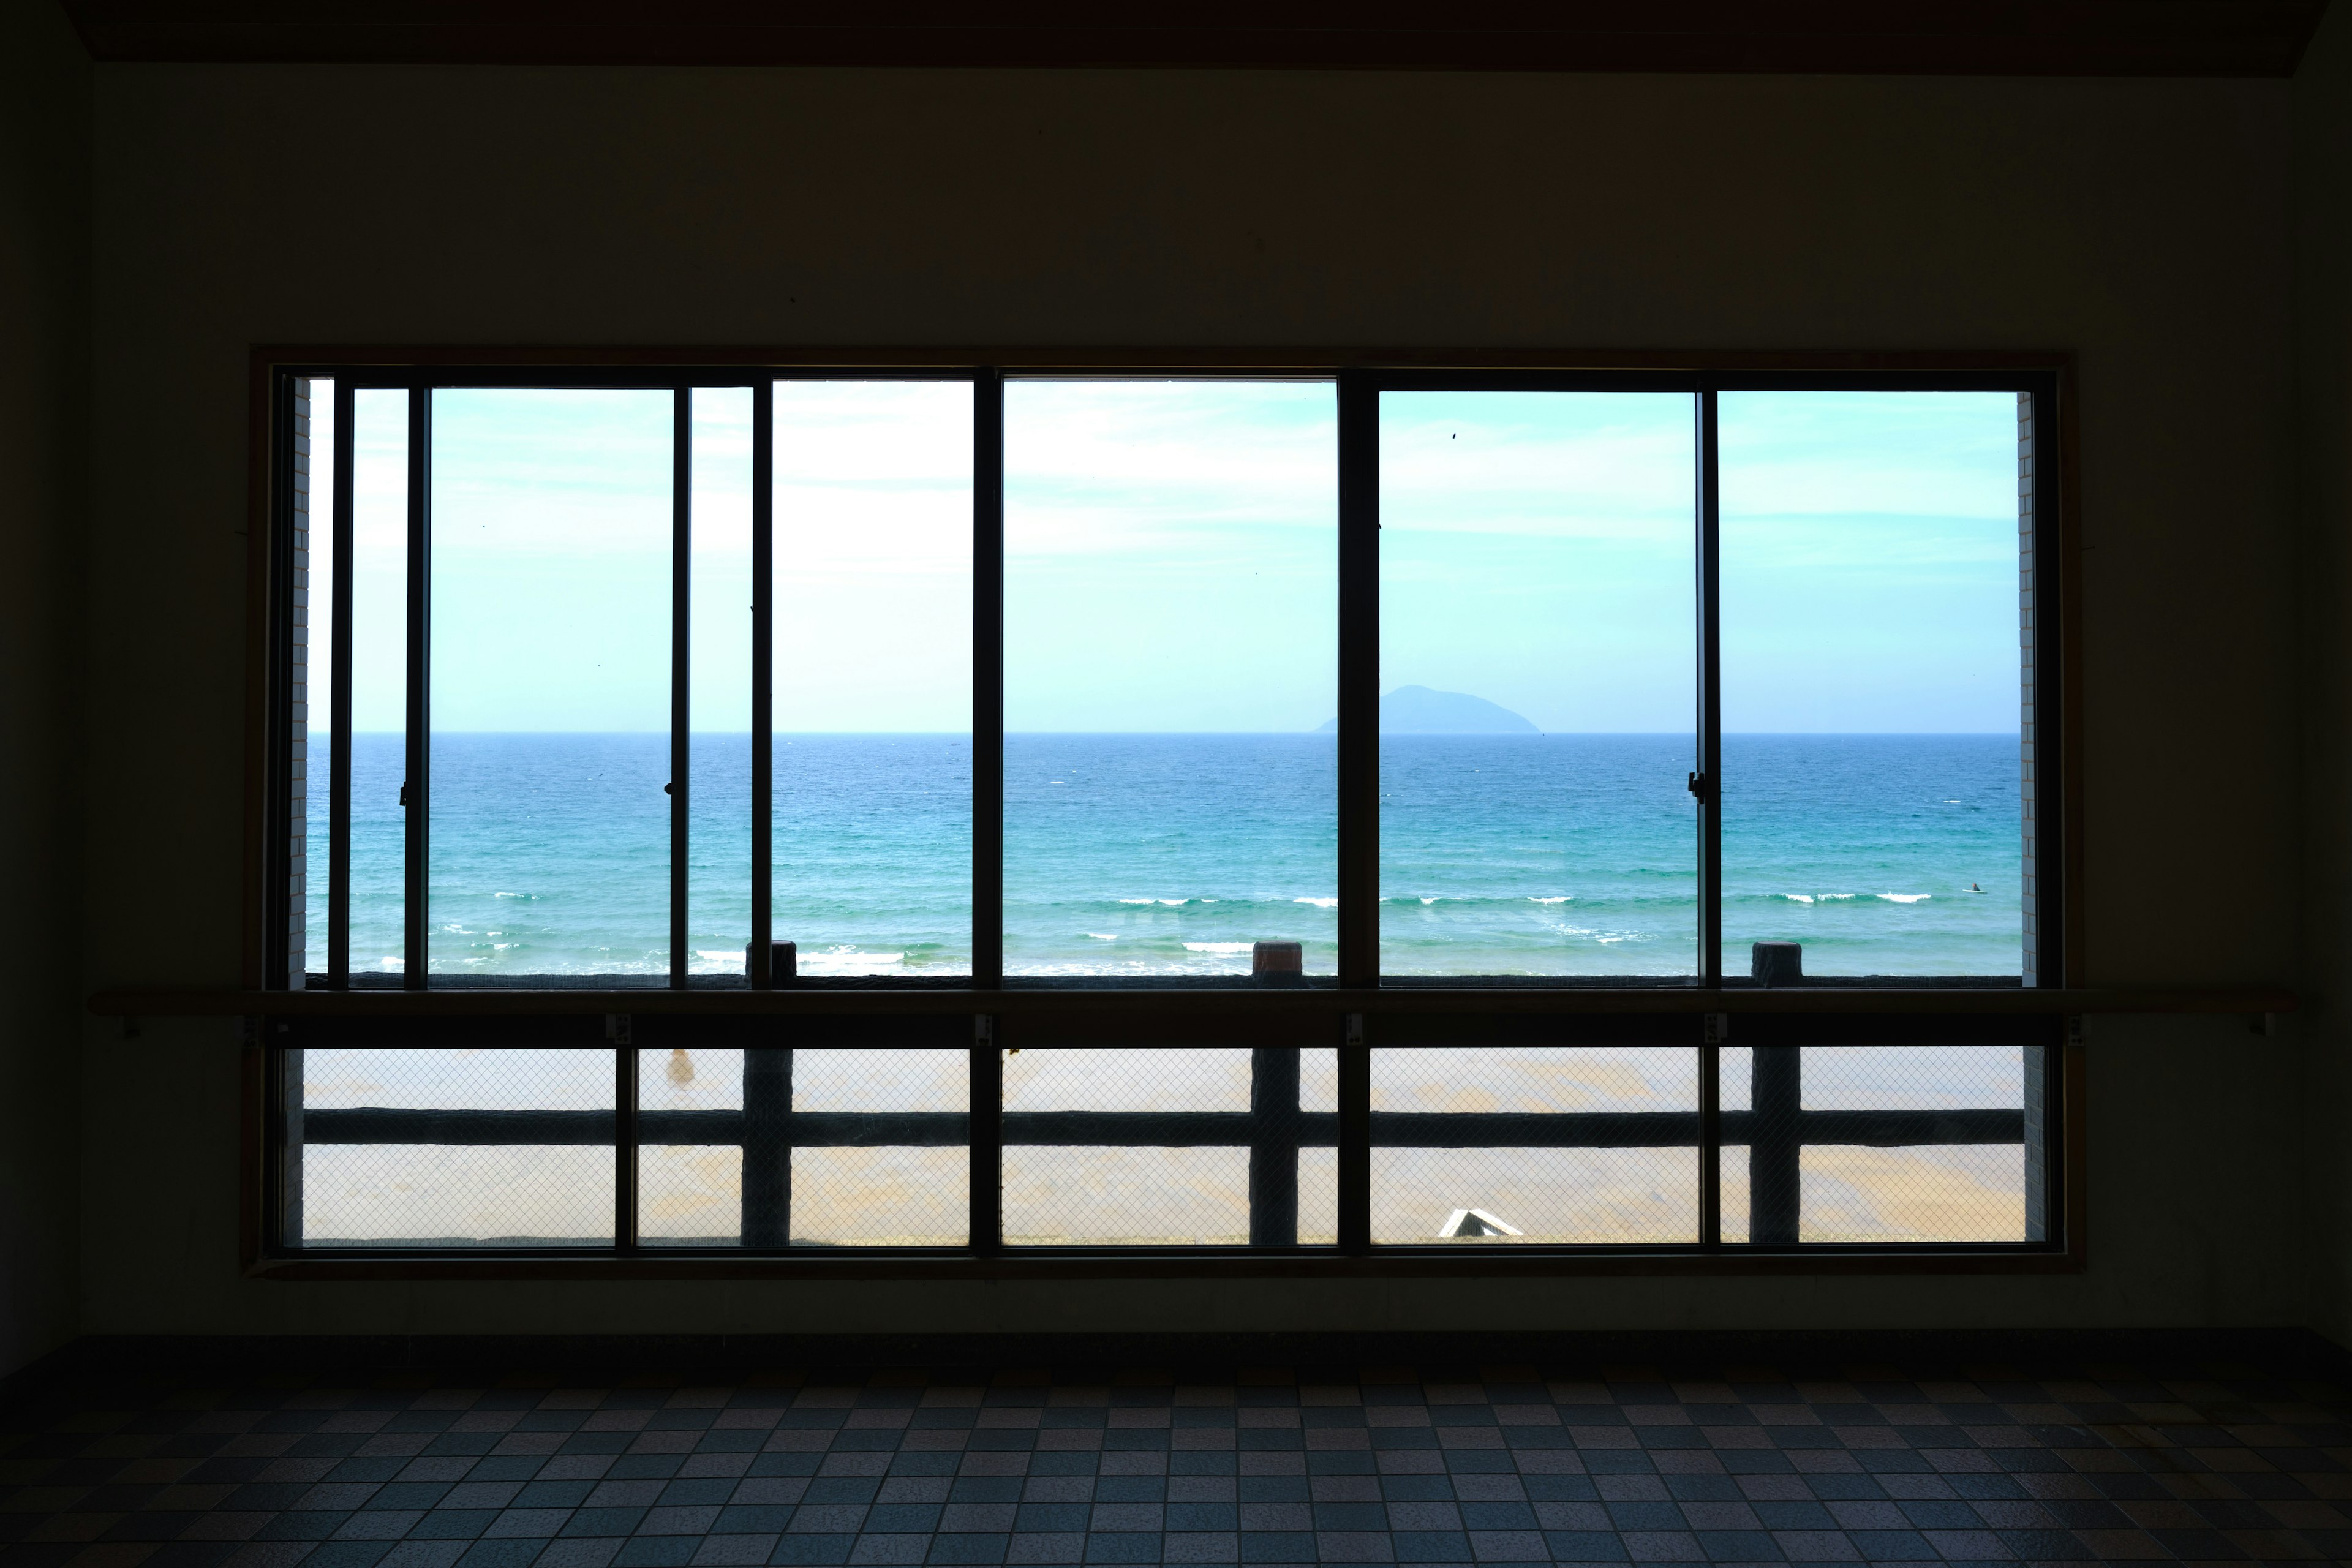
[84,61,2304,1337]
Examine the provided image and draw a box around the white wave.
[1819,893,1858,900]
[1294,897,1339,908]
[1118,897,1190,907]
[1877,892,1931,903]
[1083,932,1118,941]
[1182,941,1253,954]
[377,957,403,971]
[1529,896,1571,905]
[798,945,907,974]
[1779,894,1814,904]
[492,892,533,900]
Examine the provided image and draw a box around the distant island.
[1316,685,1540,734]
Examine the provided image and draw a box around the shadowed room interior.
[9,3,2352,1564]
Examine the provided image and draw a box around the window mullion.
[1335,371,1379,990]
[671,387,690,992]
[752,380,774,988]
[403,383,431,992]
[328,379,355,989]
[1698,386,1722,987]
[974,369,1005,989]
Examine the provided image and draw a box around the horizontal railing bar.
[92,985,2293,1018]
[300,1106,2022,1149]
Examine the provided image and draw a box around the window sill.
[96,984,2294,1018]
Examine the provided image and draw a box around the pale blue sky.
[310,380,2020,734]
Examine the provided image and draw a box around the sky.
[311,380,2020,734]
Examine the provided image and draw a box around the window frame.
[243,346,2084,1278]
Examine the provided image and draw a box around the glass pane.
[1004,380,1336,979]
[638,1047,969,1246]
[691,388,753,981]
[1722,1042,2033,1243]
[1379,392,1697,977]
[1719,392,2024,979]
[297,1047,612,1245]
[350,388,408,980]
[430,389,673,978]
[1003,1047,1256,1245]
[774,382,973,978]
[298,379,333,978]
[793,1049,968,1245]
[1370,1046,1698,1243]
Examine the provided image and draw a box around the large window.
[266,360,2065,1263]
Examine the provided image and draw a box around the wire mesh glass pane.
[774,382,974,978]
[1719,392,2024,979]
[350,388,407,979]
[1004,1047,1317,1246]
[1370,1046,1698,1243]
[1379,391,1698,978]
[1724,1042,2035,1243]
[638,1047,968,1246]
[431,389,674,977]
[298,1047,613,1245]
[793,1049,968,1245]
[639,1046,744,1244]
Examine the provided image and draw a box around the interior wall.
[84,61,2304,1336]
[0,0,89,1376]
[2297,3,2352,1354]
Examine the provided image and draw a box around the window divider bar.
[974,371,1005,988]
[1698,1041,1721,1247]
[671,387,690,992]
[1336,373,1379,989]
[617,1042,641,1251]
[328,380,355,989]
[970,1022,1003,1254]
[403,383,430,991]
[1698,387,1722,987]
[752,380,774,989]
[1338,1014,1370,1254]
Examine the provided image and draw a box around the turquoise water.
[309,732,2021,980]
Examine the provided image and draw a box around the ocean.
[309,732,2022,981]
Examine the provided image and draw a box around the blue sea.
[311,733,2022,981]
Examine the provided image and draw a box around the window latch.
[399,782,409,807]
[1687,771,1708,804]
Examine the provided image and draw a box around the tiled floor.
[4,1360,2350,1568]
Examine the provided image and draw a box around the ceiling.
[59,1,2331,76]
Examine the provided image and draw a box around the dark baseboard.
[6,1327,2350,1400]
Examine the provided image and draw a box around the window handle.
[399,782,409,807]
[1687,771,1708,804]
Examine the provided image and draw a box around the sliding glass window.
[1003,379,1337,981]
[268,360,2063,1262]
[1378,391,1698,979]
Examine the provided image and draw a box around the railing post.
[281,1044,304,1246]
[1749,1044,1801,1245]
[970,1017,1003,1253]
[1248,1046,1301,1246]
[1339,1014,1370,1254]
[2022,1042,2048,1242]
[742,1046,793,1248]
